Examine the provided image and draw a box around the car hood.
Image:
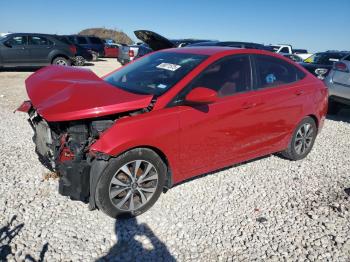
[25,66,153,122]
[134,30,175,51]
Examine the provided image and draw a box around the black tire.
[52,57,71,66]
[91,52,98,61]
[95,148,167,219]
[73,56,85,66]
[281,117,317,161]
[328,100,341,115]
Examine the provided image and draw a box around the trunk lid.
[134,30,174,51]
[25,66,153,122]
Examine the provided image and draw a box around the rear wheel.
[52,57,71,66]
[95,148,167,218]
[281,117,317,161]
[74,56,85,66]
[91,52,98,61]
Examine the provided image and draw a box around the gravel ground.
[0,59,350,261]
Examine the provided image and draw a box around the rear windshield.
[105,52,208,96]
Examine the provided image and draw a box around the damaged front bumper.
[58,160,90,201]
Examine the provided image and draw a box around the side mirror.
[185,87,217,104]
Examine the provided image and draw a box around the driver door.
[1,35,31,65]
[174,55,265,175]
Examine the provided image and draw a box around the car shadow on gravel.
[98,217,175,262]
[327,107,350,123]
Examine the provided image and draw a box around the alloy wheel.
[294,123,314,155]
[55,59,67,66]
[109,160,159,211]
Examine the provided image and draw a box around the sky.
[0,0,349,52]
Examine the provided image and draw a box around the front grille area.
[30,116,57,170]
[34,120,53,157]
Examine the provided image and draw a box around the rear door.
[250,54,309,151]
[27,35,53,64]
[1,35,30,65]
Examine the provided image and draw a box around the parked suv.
[65,35,105,59]
[324,54,350,114]
[0,33,75,67]
[17,47,327,218]
[54,35,93,66]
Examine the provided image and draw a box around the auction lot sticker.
[156,63,181,71]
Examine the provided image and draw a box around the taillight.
[128,49,134,57]
[334,62,349,72]
[69,45,77,55]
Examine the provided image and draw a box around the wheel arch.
[306,114,319,129]
[119,145,173,190]
[50,53,70,64]
[88,145,173,211]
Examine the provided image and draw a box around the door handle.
[295,90,304,96]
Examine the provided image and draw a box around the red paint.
[23,48,328,186]
[16,100,32,113]
[185,87,217,104]
[25,66,153,121]
[104,46,119,58]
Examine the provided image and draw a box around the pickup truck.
[270,44,312,60]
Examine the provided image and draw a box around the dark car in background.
[0,33,76,67]
[300,51,350,79]
[187,41,273,51]
[54,35,93,66]
[65,35,105,60]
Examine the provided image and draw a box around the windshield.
[105,52,208,95]
[304,53,347,65]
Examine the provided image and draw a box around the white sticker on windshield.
[158,84,167,89]
[156,63,181,71]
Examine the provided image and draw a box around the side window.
[280,47,290,53]
[187,55,252,98]
[68,36,75,43]
[255,55,305,89]
[77,37,88,44]
[344,55,350,62]
[28,36,52,45]
[5,36,27,46]
[89,37,103,44]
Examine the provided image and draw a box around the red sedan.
[18,47,328,218]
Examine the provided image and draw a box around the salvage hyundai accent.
[17,47,328,218]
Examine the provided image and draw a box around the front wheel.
[281,117,317,161]
[95,148,167,218]
[52,57,71,66]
